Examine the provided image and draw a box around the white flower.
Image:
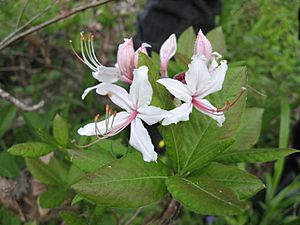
[158,54,228,127]
[71,33,150,99]
[78,66,168,162]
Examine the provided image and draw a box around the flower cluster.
[73,30,242,162]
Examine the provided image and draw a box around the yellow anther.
[94,114,100,122]
[80,32,85,41]
[158,140,165,149]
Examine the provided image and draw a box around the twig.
[0,0,114,52]
[0,88,44,111]
[144,197,181,225]
[111,208,121,225]
[15,0,30,29]
[124,208,142,225]
[0,0,58,47]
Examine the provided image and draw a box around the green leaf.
[96,139,127,157]
[0,104,17,139]
[48,157,69,182]
[60,211,87,225]
[72,152,170,208]
[71,194,85,206]
[166,176,245,215]
[138,53,174,109]
[67,165,85,185]
[26,158,64,186]
[33,127,62,148]
[177,27,196,59]
[39,187,68,208]
[0,152,20,178]
[226,107,264,152]
[0,207,21,225]
[161,65,247,174]
[69,149,115,173]
[196,162,265,199]
[53,114,69,148]
[8,142,54,157]
[216,148,297,163]
[89,205,106,225]
[174,52,190,70]
[206,27,226,55]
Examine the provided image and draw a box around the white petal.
[200,60,228,98]
[162,102,193,126]
[78,111,130,136]
[129,66,153,109]
[138,106,169,125]
[81,83,103,100]
[185,54,210,94]
[96,83,133,112]
[193,97,225,127]
[157,78,192,102]
[129,118,157,162]
[92,66,120,83]
[208,52,222,72]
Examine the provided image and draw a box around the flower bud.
[160,34,177,77]
[194,29,212,62]
[117,38,135,83]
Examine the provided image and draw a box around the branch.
[144,197,181,225]
[124,208,142,225]
[0,0,113,52]
[0,0,57,47]
[0,88,44,111]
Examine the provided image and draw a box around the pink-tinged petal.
[160,34,177,77]
[138,106,169,125]
[162,102,193,126]
[81,83,104,100]
[134,43,151,67]
[129,66,153,109]
[78,111,130,136]
[129,118,157,162]
[193,97,225,127]
[92,66,120,83]
[194,29,212,62]
[157,78,192,102]
[96,83,133,111]
[185,54,210,94]
[117,38,135,82]
[200,60,228,98]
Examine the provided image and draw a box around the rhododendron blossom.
[158,54,228,126]
[160,34,177,77]
[161,29,225,81]
[78,66,168,162]
[71,33,150,99]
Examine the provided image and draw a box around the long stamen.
[105,105,110,133]
[111,111,117,130]
[87,33,101,67]
[69,40,86,64]
[216,87,246,112]
[193,87,247,116]
[80,32,97,71]
[84,33,98,68]
[94,114,103,137]
[90,34,102,65]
